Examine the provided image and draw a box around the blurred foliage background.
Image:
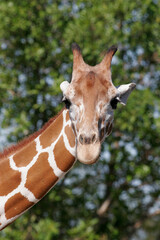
[0,0,160,239]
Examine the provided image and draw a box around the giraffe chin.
[77,142,101,165]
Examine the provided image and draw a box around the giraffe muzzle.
[77,141,101,165]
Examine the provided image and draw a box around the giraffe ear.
[117,83,136,105]
[60,81,70,94]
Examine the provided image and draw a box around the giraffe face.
[61,44,136,164]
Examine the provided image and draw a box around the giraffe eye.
[110,97,120,109]
[62,97,72,109]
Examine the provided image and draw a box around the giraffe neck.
[0,109,76,230]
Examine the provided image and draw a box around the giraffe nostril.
[79,133,97,145]
[84,137,88,144]
[92,134,96,143]
[79,134,84,144]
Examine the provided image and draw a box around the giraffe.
[0,43,136,230]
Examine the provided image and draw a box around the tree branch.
[97,198,111,216]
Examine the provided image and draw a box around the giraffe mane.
[0,108,64,159]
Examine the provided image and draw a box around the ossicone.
[107,45,118,57]
[99,45,118,70]
[71,43,86,80]
[72,43,82,53]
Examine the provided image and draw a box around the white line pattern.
[0,110,76,230]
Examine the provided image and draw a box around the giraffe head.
[60,44,136,164]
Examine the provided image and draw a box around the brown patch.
[0,158,21,196]
[86,72,95,88]
[54,136,75,172]
[0,108,64,159]
[65,125,75,148]
[39,111,63,149]
[13,141,37,167]
[25,152,58,199]
[5,193,33,219]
